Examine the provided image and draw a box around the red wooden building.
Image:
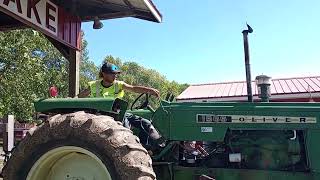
[177,76,320,102]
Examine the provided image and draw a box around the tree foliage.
[0,29,68,120]
[0,29,188,121]
[79,34,98,91]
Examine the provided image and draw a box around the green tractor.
[2,94,320,180]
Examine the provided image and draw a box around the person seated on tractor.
[78,62,162,146]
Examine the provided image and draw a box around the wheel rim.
[27,146,112,180]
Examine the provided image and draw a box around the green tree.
[103,55,123,67]
[0,29,68,121]
[79,32,98,91]
[0,29,97,121]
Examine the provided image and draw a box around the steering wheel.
[130,93,150,111]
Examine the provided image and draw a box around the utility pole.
[242,24,253,102]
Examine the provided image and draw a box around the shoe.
[156,137,166,147]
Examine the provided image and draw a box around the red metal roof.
[177,76,320,101]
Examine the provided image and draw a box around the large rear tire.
[2,111,156,180]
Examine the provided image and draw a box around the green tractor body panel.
[34,98,129,121]
[152,101,319,141]
[151,101,320,180]
[34,98,320,180]
[34,98,117,112]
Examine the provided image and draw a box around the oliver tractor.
[2,93,320,180]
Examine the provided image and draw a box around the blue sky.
[82,0,320,85]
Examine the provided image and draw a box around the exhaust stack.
[242,24,254,102]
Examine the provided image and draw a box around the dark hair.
[99,71,103,78]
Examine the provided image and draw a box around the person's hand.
[77,89,91,98]
[149,88,160,98]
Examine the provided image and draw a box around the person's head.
[99,62,121,83]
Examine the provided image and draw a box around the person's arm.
[123,83,160,98]
[77,88,91,98]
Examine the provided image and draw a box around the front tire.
[2,111,156,180]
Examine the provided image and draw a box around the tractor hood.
[152,101,320,141]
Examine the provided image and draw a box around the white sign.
[0,0,58,35]
[197,114,317,123]
[201,127,213,133]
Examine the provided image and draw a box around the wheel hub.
[27,146,112,180]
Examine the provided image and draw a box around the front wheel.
[2,111,156,180]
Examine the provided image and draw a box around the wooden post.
[46,36,81,98]
[68,49,81,97]
[3,115,14,153]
